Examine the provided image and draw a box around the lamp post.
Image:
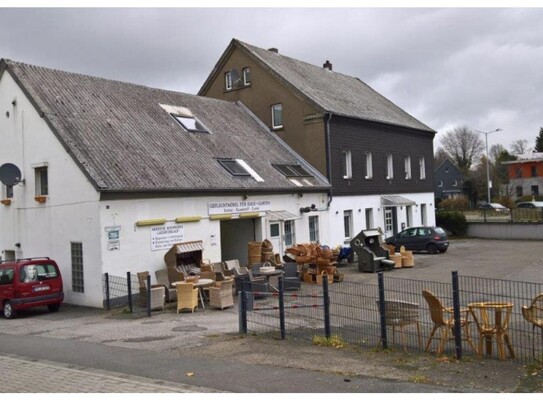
[474,128,503,204]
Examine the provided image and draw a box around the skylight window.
[218,159,251,176]
[273,164,312,177]
[171,114,209,133]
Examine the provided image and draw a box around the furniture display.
[232,266,250,295]
[350,229,395,273]
[223,259,240,277]
[421,289,476,355]
[149,286,166,311]
[247,269,270,298]
[175,278,214,309]
[521,293,543,361]
[377,299,421,350]
[282,262,302,291]
[136,271,164,308]
[154,269,176,303]
[176,282,198,313]
[468,302,515,360]
[209,279,235,310]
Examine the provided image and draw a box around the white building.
[0,59,330,308]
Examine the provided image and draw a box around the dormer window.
[171,114,209,133]
[243,67,251,86]
[225,72,232,91]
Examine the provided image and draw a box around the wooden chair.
[176,282,198,313]
[422,289,476,355]
[209,280,234,310]
[522,293,543,361]
[377,299,422,351]
[155,269,176,303]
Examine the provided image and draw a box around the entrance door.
[269,222,282,255]
[384,208,394,238]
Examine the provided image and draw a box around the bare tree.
[433,147,450,168]
[509,139,530,155]
[440,126,484,173]
[489,144,506,163]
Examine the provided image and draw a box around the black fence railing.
[459,208,543,223]
[239,272,543,366]
[102,272,154,316]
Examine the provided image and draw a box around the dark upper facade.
[0,59,330,197]
[199,39,436,197]
[434,158,464,200]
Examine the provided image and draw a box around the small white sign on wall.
[105,226,121,251]
[208,200,272,215]
[151,224,184,251]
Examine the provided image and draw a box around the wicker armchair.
[176,282,198,313]
[136,271,164,308]
[377,299,421,350]
[155,269,176,303]
[521,293,543,360]
[209,280,234,310]
[422,289,476,355]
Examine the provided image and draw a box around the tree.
[510,139,530,155]
[433,147,450,169]
[535,127,543,152]
[440,126,484,174]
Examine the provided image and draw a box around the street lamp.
[474,128,503,204]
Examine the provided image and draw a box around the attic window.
[218,159,250,176]
[273,164,312,177]
[171,114,209,133]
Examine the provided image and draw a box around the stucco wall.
[467,223,543,240]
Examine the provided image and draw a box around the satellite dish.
[0,163,22,186]
[230,68,241,88]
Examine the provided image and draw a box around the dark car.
[385,226,449,254]
[516,201,543,209]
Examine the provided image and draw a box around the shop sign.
[208,200,272,215]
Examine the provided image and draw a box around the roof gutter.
[325,112,333,209]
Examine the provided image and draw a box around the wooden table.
[173,279,215,309]
[468,302,515,360]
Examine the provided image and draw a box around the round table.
[253,269,283,291]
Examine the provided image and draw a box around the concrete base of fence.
[468,223,543,240]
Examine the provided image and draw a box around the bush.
[437,196,470,211]
[495,196,515,209]
[436,210,467,236]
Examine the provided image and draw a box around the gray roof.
[1,59,330,194]
[200,39,435,134]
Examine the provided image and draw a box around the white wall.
[0,71,102,307]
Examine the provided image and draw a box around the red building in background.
[504,152,543,198]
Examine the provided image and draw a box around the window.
[516,186,523,197]
[531,185,539,196]
[365,152,373,179]
[343,210,353,239]
[242,67,251,85]
[309,216,319,243]
[419,157,426,180]
[386,154,393,179]
[172,114,209,133]
[71,242,84,293]
[406,206,413,227]
[225,72,232,90]
[273,164,312,177]
[271,104,283,129]
[404,156,411,179]
[438,180,443,187]
[453,179,458,187]
[515,167,522,178]
[270,223,280,238]
[284,220,295,247]
[343,150,352,179]
[35,167,48,196]
[218,159,251,176]
[0,268,14,285]
[531,166,537,177]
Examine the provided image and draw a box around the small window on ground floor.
[71,242,84,293]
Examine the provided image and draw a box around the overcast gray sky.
[0,7,542,152]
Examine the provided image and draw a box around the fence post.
[278,276,286,340]
[104,273,111,311]
[239,280,248,334]
[322,272,331,339]
[146,274,151,317]
[377,272,388,350]
[451,271,462,360]
[126,272,133,313]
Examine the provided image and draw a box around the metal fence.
[462,208,543,223]
[102,272,153,316]
[239,272,543,366]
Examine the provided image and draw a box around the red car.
[0,257,64,319]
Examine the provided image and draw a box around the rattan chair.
[176,282,198,313]
[223,259,240,277]
[155,269,176,303]
[209,279,234,310]
[422,289,476,355]
[377,299,422,351]
[521,293,543,361]
[136,271,164,308]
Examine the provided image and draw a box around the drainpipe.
[325,112,333,209]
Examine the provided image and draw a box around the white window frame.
[386,154,393,180]
[419,157,426,180]
[225,72,232,91]
[343,150,352,179]
[271,103,283,129]
[34,166,48,196]
[284,220,295,247]
[404,156,411,180]
[309,216,319,243]
[365,152,373,179]
[242,67,251,86]
[343,210,353,239]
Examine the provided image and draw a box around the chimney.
[268,47,279,53]
[323,60,332,71]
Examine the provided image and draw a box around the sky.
[0,5,542,153]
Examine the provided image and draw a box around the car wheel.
[3,301,15,319]
[47,303,60,312]
[426,243,439,255]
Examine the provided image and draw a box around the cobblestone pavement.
[0,354,220,393]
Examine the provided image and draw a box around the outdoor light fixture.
[474,128,503,204]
